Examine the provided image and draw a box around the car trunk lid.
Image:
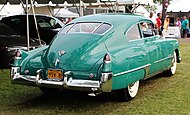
[45,33,102,71]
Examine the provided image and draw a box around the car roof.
[2,14,54,19]
[71,13,150,25]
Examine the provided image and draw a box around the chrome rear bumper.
[11,67,112,92]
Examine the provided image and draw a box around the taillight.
[15,49,22,59]
[103,53,111,63]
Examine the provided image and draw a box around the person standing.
[181,16,189,38]
[65,17,73,24]
[162,15,170,39]
[175,17,181,38]
[175,17,181,28]
[156,13,162,35]
[149,12,158,30]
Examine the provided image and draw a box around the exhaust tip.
[88,92,96,96]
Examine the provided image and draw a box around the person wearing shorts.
[181,16,189,38]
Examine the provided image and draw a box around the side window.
[140,22,155,38]
[94,23,112,34]
[36,17,61,29]
[126,24,141,41]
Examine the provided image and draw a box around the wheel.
[117,80,139,102]
[165,51,177,76]
[40,87,59,94]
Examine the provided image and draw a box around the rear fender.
[13,50,28,66]
[13,46,48,67]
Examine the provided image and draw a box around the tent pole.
[0,2,7,12]
[19,0,27,13]
[31,0,41,46]
[79,0,83,17]
[79,0,81,16]
[26,0,30,51]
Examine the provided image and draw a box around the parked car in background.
[1,14,64,44]
[0,22,46,68]
[0,14,64,68]
[11,14,181,101]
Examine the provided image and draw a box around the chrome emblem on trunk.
[59,50,66,56]
[89,73,94,78]
[54,58,60,67]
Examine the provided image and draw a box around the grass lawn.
[0,39,190,114]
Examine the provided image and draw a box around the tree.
[153,0,162,4]
[144,0,172,12]
[153,0,172,4]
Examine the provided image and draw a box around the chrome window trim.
[126,23,141,42]
[92,22,103,33]
[93,22,113,35]
[62,21,113,35]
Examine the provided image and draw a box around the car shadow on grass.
[10,73,168,112]
[14,90,119,110]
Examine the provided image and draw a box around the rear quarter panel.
[13,46,48,75]
[161,38,180,66]
[104,22,148,90]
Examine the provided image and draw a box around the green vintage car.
[11,14,181,101]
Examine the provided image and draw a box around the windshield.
[61,22,112,35]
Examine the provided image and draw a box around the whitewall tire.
[165,51,177,76]
[117,80,139,101]
[128,81,139,98]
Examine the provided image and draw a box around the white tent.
[167,0,190,12]
[118,0,154,5]
[134,5,149,17]
[0,4,23,16]
[54,8,79,18]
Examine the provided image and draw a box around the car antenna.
[104,42,109,52]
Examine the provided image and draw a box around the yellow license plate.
[48,69,63,80]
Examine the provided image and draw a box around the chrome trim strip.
[113,64,151,77]
[66,79,100,88]
[144,66,171,80]
[154,55,173,64]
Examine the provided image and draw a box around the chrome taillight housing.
[15,49,22,59]
[101,72,112,83]
[103,53,111,64]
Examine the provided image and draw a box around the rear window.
[61,22,112,35]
